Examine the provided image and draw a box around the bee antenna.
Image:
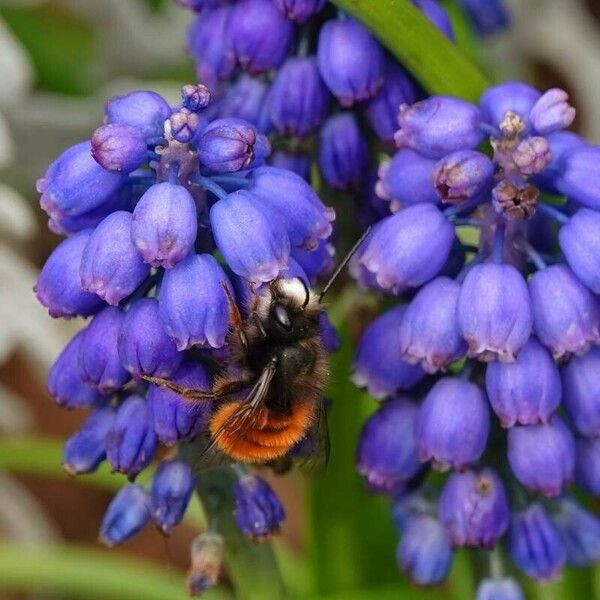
[319,226,372,302]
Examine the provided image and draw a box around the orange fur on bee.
[209,400,316,462]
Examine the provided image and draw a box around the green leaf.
[329,0,489,101]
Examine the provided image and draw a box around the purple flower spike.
[535,131,586,194]
[151,460,195,535]
[575,438,600,496]
[229,0,294,75]
[117,298,182,379]
[99,484,151,547]
[147,361,212,446]
[78,307,131,394]
[399,277,466,373]
[359,204,455,294]
[317,18,385,106]
[91,124,147,173]
[395,96,483,159]
[561,348,600,437]
[529,264,600,360]
[210,190,290,282]
[507,416,575,497]
[415,378,490,471]
[131,182,198,269]
[352,305,425,399]
[291,239,335,284]
[270,151,311,181]
[159,253,231,350]
[218,76,270,128]
[433,150,494,203]
[106,395,158,479]
[438,469,510,549]
[485,337,561,427]
[397,514,453,586]
[105,90,171,139]
[554,499,600,566]
[476,578,524,600]
[412,0,455,39]
[181,83,211,112]
[63,407,115,475]
[169,108,203,143]
[80,211,151,306]
[555,146,600,210]
[479,81,541,130]
[272,0,326,22]
[461,0,510,37]
[35,229,104,319]
[457,263,533,362]
[529,88,576,135]
[356,398,422,492]
[508,504,565,581]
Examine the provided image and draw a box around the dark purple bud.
[356,398,422,492]
[365,62,419,143]
[433,150,494,203]
[508,504,565,581]
[395,97,483,159]
[99,484,151,546]
[411,0,455,39]
[554,499,600,566]
[229,0,294,75]
[575,437,600,496]
[118,298,182,379]
[131,182,198,269]
[91,124,147,173]
[317,17,385,106]
[479,81,541,130]
[272,0,326,22]
[529,88,576,135]
[37,141,126,223]
[187,532,224,595]
[63,407,115,475]
[353,305,425,399]
[507,416,575,497]
[457,263,533,362]
[181,83,211,112]
[35,229,104,319]
[150,460,195,535]
[270,150,310,181]
[438,469,510,549]
[399,277,466,373]
[535,131,586,194]
[375,149,438,211]
[79,307,131,393]
[158,253,231,350]
[106,395,158,479]
[555,145,600,210]
[461,0,510,37]
[397,514,453,586]
[233,474,285,540]
[268,57,328,139]
[320,313,340,353]
[359,204,455,294]
[210,190,290,282]
[415,378,489,470]
[291,239,335,284]
[561,347,600,436]
[319,113,369,190]
[250,166,334,250]
[485,337,561,427]
[147,361,212,446]
[80,211,151,306]
[105,90,171,139]
[530,265,600,360]
[476,578,524,600]
[169,108,202,143]
[218,76,270,129]
[511,136,552,176]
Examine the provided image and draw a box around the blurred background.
[0,0,599,598]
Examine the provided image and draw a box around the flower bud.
[63,407,115,475]
[479,81,541,130]
[181,83,211,112]
[457,263,533,362]
[150,460,195,535]
[99,484,151,546]
[105,90,171,139]
[147,361,212,446]
[291,239,335,284]
[529,264,600,360]
[476,578,524,600]
[270,151,310,181]
[106,395,158,479]
[485,337,561,427]
[352,305,425,399]
[169,108,203,143]
[433,150,494,203]
[210,190,290,282]
[529,88,576,135]
[575,438,600,496]
[356,398,421,492]
[80,211,151,305]
[187,533,224,595]
[319,113,368,190]
[555,145,600,210]
[438,469,510,549]
[508,504,565,581]
[507,416,575,497]
[79,307,131,393]
[461,0,510,37]
[218,76,270,129]
[511,136,552,176]
[411,0,455,39]
[118,298,182,379]
[91,124,147,173]
[320,313,341,353]
[554,499,600,566]
[131,182,198,269]
[395,97,483,159]
[272,0,326,22]
[317,17,385,106]
[534,131,586,194]
[233,474,285,540]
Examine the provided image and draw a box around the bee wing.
[293,399,330,477]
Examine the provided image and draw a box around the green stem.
[329,0,490,101]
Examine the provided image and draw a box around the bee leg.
[141,375,215,401]
[221,281,248,351]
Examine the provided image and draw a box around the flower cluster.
[35,83,335,586]
[354,81,600,596]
